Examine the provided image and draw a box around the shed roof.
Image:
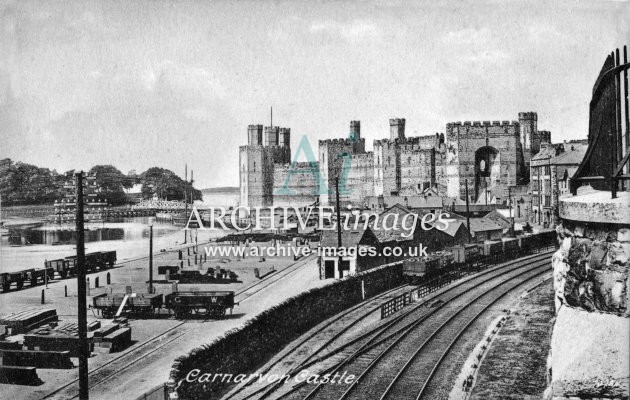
[320,228,365,248]
[370,203,416,243]
[468,218,504,233]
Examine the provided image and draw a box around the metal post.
[464,179,470,241]
[624,46,629,187]
[508,187,515,236]
[612,49,621,199]
[184,164,188,244]
[75,171,89,399]
[538,164,542,224]
[335,178,343,279]
[149,224,153,294]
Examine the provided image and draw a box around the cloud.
[442,27,492,46]
[527,25,566,42]
[310,19,381,42]
[462,50,510,64]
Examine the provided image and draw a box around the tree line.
[0,159,202,206]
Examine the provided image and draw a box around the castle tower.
[247,124,263,146]
[264,126,279,146]
[390,118,406,141]
[350,120,361,140]
[518,112,538,154]
[278,128,291,148]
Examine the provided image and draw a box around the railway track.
[262,252,552,400]
[42,320,187,399]
[39,248,316,398]
[222,283,415,400]
[226,252,551,400]
[234,253,318,303]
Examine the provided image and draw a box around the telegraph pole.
[464,179,470,241]
[538,163,542,225]
[75,172,89,399]
[335,178,343,279]
[508,186,515,236]
[148,220,153,294]
[184,164,188,244]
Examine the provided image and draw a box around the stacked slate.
[0,349,73,369]
[104,327,131,352]
[92,323,120,343]
[0,366,42,385]
[93,324,131,353]
[0,308,57,335]
[23,322,93,357]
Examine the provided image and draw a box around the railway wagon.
[165,291,235,318]
[45,250,117,278]
[26,268,55,286]
[45,259,74,279]
[98,251,117,268]
[0,271,29,292]
[92,293,163,318]
[65,253,99,272]
[403,255,443,278]
[449,244,480,264]
[480,240,503,256]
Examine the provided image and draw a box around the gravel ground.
[469,280,555,400]
[0,240,324,400]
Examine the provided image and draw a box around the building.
[124,183,143,203]
[0,158,11,175]
[239,112,554,214]
[530,140,587,227]
[319,227,380,279]
[467,217,504,241]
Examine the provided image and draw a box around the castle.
[239,112,551,212]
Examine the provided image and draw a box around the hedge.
[169,262,404,399]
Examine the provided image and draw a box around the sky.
[0,0,628,189]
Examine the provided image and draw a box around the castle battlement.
[446,120,519,128]
[518,111,538,120]
[374,133,440,145]
[319,138,362,146]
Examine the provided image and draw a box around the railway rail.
[222,283,415,400]
[234,253,318,303]
[223,253,550,400]
[42,321,187,399]
[41,250,318,399]
[249,252,553,400]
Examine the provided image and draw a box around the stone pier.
[546,187,629,399]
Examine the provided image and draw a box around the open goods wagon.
[92,293,164,318]
[165,291,235,318]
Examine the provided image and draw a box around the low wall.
[168,262,404,399]
[547,189,629,399]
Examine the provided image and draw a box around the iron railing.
[571,46,630,198]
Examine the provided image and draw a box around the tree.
[89,165,130,206]
[0,160,63,205]
[139,167,202,201]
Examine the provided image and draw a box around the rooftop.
[370,203,416,243]
[320,228,366,248]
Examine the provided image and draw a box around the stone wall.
[546,189,629,399]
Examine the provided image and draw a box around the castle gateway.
[239,112,551,214]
